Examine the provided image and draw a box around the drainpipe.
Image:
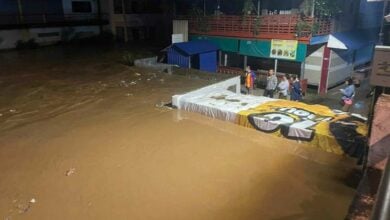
[96,0,103,34]
[17,0,24,24]
[257,0,260,16]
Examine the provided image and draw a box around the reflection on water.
[0,45,356,220]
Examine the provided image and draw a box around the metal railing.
[177,14,331,41]
[371,160,390,220]
[0,13,108,27]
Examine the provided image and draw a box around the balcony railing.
[179,15,331,42]
[0,13,109,29]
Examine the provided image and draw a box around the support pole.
[379,0,389,45]
[257,0,260,16]
[17,0,23,24]
[224,53,228,66]
[300,60,306,80]
[218,51,222,66]
[311,0,315,17]
[97,0,103,34]
[203,0,206,16]
[121,0,128,42]
[244,55,248,69]
[274,59,278,73]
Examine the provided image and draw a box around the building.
[177,0,383,94]
[107,0,171,43]
[0,0,110,49]
[0,0,171,49]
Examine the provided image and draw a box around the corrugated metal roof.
[172,40,219,56]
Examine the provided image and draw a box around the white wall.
[327,50,353,87]
[0,25,101,50]
[304,46,324,86]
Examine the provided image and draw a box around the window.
[115,26,125,41]
[72,1,92,13]
[113,0,123,14]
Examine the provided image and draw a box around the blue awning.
[310,35,329,45]
[330,31,371,50]
[310,31,372,50]
[172,40,219,56]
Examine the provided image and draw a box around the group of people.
[244,67,303,101]
[244,66,357,112]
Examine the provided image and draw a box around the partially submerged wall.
[368,94,390,170]
[0,25,103,50]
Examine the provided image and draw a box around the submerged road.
[0,45,356,220]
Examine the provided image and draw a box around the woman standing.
[290,76,302,101]
[277,75,289,99]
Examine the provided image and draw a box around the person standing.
[244,70,252,95]
[290,76,302,101]
[246,66,256,91]
[263,69,277,98]
[277,75,289,99]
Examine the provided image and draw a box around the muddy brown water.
[0,46,356,220]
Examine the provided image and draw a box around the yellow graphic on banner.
[270,39,298,60]
[237,100,368,155]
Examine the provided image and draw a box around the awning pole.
[274,59,278,73]
[311,0,315,17]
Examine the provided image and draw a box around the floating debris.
[134,72,141,76]
[16,202,31,214]
[9,109,16,113]
[120,80,129,87]
[147,78,151,81]
[155,102,173,110]
[30,198,36,204]
[125,93,133,97]
[129,81,137,86]
[65,168,76,176]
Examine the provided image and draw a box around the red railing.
[180,15,331,42]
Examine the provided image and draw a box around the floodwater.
[0,45,356,220]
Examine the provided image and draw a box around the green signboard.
[189,35,239,53]
[189,35,307,62]
[239,39,307,62]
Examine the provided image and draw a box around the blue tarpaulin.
[167,40,219,73]
[171,40,219,56]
